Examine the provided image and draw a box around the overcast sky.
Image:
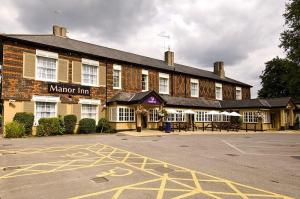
[0,0,287,98]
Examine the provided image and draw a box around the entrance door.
[271,113,276,129]
[141,114,148,129]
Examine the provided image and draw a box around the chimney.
[213,61,225,78]
[52,25,67,37]
[164,50,174,66]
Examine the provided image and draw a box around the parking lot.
[0,132,299,199]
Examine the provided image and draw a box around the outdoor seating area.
[163,110,242,133]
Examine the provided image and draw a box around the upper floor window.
[159,73,169,94]
[82,58,99,86]
[142,69,149,91]
[236,87,242,100]
[190,79,199,97]
[215,83,222,100]
[36,50,58,82]
[113,64,122,89]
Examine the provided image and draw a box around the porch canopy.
[107,90,166,105]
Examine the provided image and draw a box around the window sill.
[113,87,122,90]
[36,78,57,83]
[159,92,169,95]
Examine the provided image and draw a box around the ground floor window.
[195,111,211,122]
[243,112,258,123]
[176,110,185,122]
[81,104,98,120]
[149,109,159,122]
[35,102,56,123]
[263,111,271,123]
[109,106,135,122]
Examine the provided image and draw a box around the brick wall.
[2,40,251,103]
[2,41,106,103]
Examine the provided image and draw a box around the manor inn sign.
[48,83,91,96]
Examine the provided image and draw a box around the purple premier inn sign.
[143,96,161,105]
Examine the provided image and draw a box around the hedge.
[97,118,114,133]
[5,121,25,138]
[64,115,77,134]
[36,118,65,136]
[13,112,34,135]
[79,118,96,133]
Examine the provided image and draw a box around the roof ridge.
[1,34,251,87]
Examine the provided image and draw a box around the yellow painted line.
[225,180,248,199]
[191,171,202,191]
[69,177,163,199]
[112,188,124,199]
[1,143,294,199]
[156,174,168,199]
[171,190,201,199]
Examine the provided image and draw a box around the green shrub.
[64,115,77,134]
[79,118,96,133]
[5,121,25,138]
[36,118,65,136]
[13,112,34,135]
[97,118,114,133]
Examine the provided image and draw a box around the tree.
[258,57,291,98]
[280,0,300,65]
[258,0,300,98]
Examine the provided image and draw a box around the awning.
[166,109,178,114]
[229,112,242,117]
[207,111,220,115]
[220,111,231,115]
[184,109,196,114]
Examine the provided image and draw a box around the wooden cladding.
[72,61,81,84]
[99,62,106,86]
[58,59,69,83]
[23,101,34,113]
[23,52,35,79]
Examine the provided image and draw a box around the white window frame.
[35,50,58,82]
[215,83,223,100]
[81,58,99,87]
[80,104,99,121]
[195,110,212,122]
[142,69,149,92]
[236,87,242,100]
[32,95,60,125]
[113,64,122,89]
[159,73,169,94]
[109,106,135,122]
[243,111,258,123]
[190,78,199,98]
[263,111,271,123]
[79,99,101,121]
[148,108,159,122]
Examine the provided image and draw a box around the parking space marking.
[221,139,300,156]
[221,140,246,154]
[0,143,294,199]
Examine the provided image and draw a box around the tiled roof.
[221,97,292,109]
[161,95,221,109]
[0,34,251,87]
[108,91,293,109]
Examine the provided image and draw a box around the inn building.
[0,26,297,134]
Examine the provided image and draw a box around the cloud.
[1,0,287,98]
[11,0,157,41]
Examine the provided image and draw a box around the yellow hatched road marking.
[0,143,295,199]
